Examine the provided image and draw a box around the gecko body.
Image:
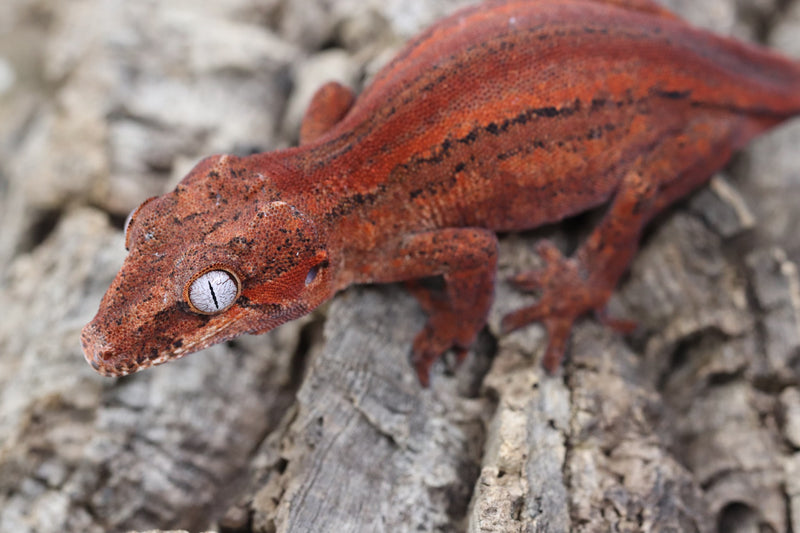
[82,0,800,384]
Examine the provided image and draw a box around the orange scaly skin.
[82,0,800,385]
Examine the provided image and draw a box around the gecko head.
[81,154,332,377]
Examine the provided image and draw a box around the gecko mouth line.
[82,315,240,377]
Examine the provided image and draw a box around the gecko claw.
[595,308,638,334]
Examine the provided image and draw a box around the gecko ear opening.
[242,201,329,297]
[305,253,329,286]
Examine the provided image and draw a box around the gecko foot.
[412,327,469,387]
[407,274,490,387]
[501,240,627,372]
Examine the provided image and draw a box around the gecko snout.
[80,323,138,377]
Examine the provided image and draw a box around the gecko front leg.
[352,228,498,386]
[299,81,355,145]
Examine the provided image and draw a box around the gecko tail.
[649,7,800,122]
[711,34,800,119]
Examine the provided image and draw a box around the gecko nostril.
[99,349,114,361]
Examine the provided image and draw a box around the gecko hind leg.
[501,117,756,373]
[501,170,653,372]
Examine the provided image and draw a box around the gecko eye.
[186,269,240,314]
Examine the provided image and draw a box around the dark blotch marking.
[651,88,691,100]
[458,130,480,145]
[586,127,604,140]
[535,107,559,118]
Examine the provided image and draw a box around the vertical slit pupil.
[208,280,219,309]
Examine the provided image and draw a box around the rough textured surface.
[1,0,800,532]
